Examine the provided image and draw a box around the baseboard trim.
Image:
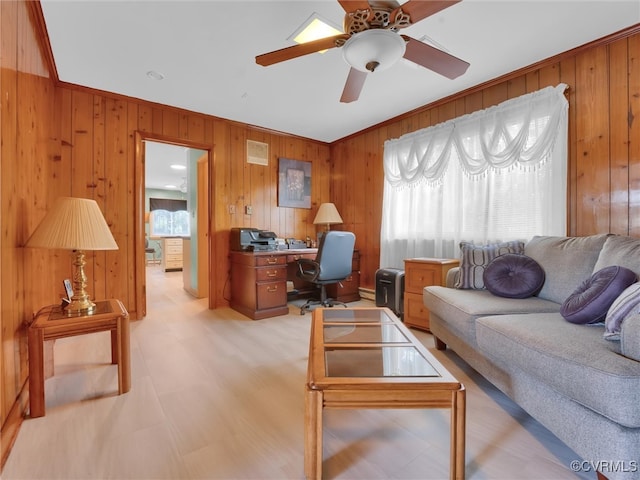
[1,378,28,471]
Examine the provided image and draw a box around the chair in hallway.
[297,230,356,315]
[145,237,160,265]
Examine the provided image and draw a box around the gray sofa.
[423,234,640,479]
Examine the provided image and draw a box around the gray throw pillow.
[604,282,640,341]
[455,240,525,290]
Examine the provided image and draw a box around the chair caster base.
[300,299,348,315]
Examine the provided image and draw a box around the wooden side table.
[403,258,460,331]
[27,298,131,418]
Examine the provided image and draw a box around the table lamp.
[313,203,343,232]
[25,197,119,315]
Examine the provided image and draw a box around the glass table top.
[321,308,396,323]
[324,346,440,377]
[318,308,440,378]
[324,323,409,344]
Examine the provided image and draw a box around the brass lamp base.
[65,249,96,315]
[65,297,96,315]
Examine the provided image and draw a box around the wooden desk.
[27,299,131,418]
[229,249,360,320]
[305,307,465,479]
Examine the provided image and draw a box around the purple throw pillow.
[561,266,638,325]
[483,254,545,299]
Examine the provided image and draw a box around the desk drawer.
[326,272,360,302]
[256,266,287,282]
[256,255,286,267]
[257,281,287,309]
[287,253,316,263]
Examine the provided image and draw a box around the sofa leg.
[434,336,447,351]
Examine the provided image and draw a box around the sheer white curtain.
[380,84,568,268]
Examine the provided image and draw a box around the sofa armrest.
[621,314,640,362]
[446,267,460,288]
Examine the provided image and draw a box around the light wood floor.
[2,267,594,479]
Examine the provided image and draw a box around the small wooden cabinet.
[403,258,459,331]
[162,237,183,272]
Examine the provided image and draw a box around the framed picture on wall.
[278,158,311,208]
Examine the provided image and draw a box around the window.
[380,84,569,268]
[149,198,189,237]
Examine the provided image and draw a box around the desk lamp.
[313,203,343,232]
[25,197,119,315]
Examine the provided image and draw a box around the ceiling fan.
[255,0,470,103]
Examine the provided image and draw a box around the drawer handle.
[267,286,278,293]
[266,270,278,277]
[266,258,278,264]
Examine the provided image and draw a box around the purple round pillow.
[482,254,545,299]
[560,265,638,325]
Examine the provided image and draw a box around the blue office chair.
[297,231,356,315]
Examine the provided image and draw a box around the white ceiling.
[41,0,639,146]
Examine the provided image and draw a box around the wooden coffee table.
[305,307,465,479]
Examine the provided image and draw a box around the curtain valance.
[149,198,187,212]
[384,84,568,187]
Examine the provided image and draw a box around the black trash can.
[375,268,405,319]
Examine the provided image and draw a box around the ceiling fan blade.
[256,34,349,67]
[340,68,367,103]
[338,1,372,13]
[402,36,469,79]
[393,0,461,24]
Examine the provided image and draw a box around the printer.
[230,228,277,252]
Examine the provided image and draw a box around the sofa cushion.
[594,235,640,279]
[476,313,640,427]
[423,286,561,345]
[483,254,545,299]
[524,234,610,304]
[455,240,525,290]
[560,266,637,325]
[605,283,640,341]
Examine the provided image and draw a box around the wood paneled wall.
[1,0,639,470]
[0,0,61,466]
[331,28,640,291]
[1,0,332,468]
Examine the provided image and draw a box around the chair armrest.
[297,258,320,281]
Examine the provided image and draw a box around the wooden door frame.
[134,132,214,317]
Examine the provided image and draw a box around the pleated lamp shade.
[26,197,118,251]
[313,203,343,231]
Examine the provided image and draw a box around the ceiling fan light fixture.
[342,29,406,73]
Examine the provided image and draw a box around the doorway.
[135,133,212,317]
